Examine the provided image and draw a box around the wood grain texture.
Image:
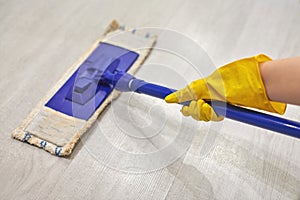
[0,0,300,199]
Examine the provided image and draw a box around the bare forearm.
[259,56,300,105]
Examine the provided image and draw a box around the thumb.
[165,85,198,103]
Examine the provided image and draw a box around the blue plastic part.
[104,71,136,92]
[45,43,139,120]
[210,101,300,138]
[65,56,120,105]
[104,73,300,138]
[134,81,174,99]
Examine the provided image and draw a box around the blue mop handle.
[129,79,300,138]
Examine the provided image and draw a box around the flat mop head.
[46,43,139,120]
[12,21,156,156]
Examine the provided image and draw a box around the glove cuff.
[254,54,287,114]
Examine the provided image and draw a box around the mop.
[12,20,156,156]
[12,21,300,157]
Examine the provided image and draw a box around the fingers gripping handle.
[106,72,300,138]
[124,77,300,138]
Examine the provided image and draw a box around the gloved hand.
[164,54,286,121]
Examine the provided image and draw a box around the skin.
[259,56,300,105]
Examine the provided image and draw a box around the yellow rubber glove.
[165,54,286,121]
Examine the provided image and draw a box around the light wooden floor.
[1,0,300,199]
